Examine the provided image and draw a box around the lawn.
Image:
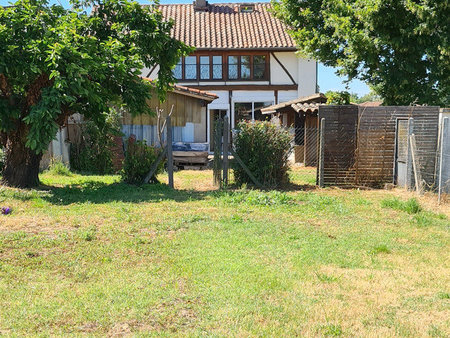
[0,167,449,336]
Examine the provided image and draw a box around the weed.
[77,226,97,241]
[47,159,72,176]
[436,291,449,299]
[411,214,433,227]
[315,272,339,283]
[369,244,391,255]
[381,197,422,214]
[320,324,343,336]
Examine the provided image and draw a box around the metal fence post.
[318,118,325,188]
[406,118,414,190]
[223,116,229,187]
[166,116,174,189]
[438,117,449,204]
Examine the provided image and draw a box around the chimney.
[193,0,208,11]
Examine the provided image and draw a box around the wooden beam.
[184,84,298,91]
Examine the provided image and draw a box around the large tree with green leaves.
[0,0,190,187]
[272,0,449,106]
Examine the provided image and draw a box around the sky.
[1,0,371,96]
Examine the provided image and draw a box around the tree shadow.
[40,180,209,205]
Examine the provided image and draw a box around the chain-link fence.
[292,125,319,167]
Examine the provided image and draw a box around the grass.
[0,166,448,336]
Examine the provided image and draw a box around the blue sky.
[1,0,370,96]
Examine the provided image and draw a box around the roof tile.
[157,3,296,50]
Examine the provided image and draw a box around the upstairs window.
[227,54,268,81]
[172,54,267,81]
[184,56,197,80]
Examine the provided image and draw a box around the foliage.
[47,159,72,176]
[272,0,449,106]
[356,90,382,104]
[233,121,292,187]
[70,108,122,174]
[0,0,191,186]
[121,140,164,184]
[325,91,352,105]
[381,197,422,214]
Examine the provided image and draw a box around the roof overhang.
[141,77,218,103]
[261,93,327,115]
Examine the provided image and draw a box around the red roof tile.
[157,3,296,50]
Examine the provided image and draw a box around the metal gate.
[395,119,409,187]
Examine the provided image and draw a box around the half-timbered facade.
[143,1,318,149]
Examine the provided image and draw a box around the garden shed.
[317,105,441,189]
[261,93,327,166]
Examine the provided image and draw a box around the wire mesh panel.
[293,118,319,167]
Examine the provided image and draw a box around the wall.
[40,128,70,170]
[270,52,298,85]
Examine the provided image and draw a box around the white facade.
[143,51,317,149]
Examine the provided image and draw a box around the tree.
[272,0,449,106]
[0,0,191,187]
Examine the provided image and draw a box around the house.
[143,0,318,150]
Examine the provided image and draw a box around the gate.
[395,119,409,187]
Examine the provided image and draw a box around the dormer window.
[240,4,254,13]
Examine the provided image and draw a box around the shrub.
[47,159,72,176]
[70,108,122,174]
[121,140,164,184]
[233,121,292,187]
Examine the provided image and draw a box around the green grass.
[0,167,448,336]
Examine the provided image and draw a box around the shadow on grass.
[40,180,209,205]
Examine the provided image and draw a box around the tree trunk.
[2,128,43,188]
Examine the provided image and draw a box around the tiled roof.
[142,77,218,102]
[157,3,296,50]
[261,93,327,114]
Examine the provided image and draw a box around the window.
[171,54,267,81]
[212,56,222,79]
[200,56,210,80]
[228,56,238,80]
[235,101,273,124]
[184,56,197,80]
[253,55,266,79]
[240,56,251,79]
[173,59,182,80]
[227,54,268,81]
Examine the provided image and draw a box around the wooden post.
[438,117,449,204]
[223,115,229,187]
[166,116,174,189]
[143,147,167,184]
[406,118,414,190]
[409,133,423,195]
[318,118,325,188]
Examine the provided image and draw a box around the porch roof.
[261,93,327,115]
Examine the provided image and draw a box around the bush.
[121,140,164,184]
[47,159,72,176]
[233,121,292,187]
[70,108,122,174]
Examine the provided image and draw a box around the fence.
[293,125,319,166]
[317,105,442,192]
